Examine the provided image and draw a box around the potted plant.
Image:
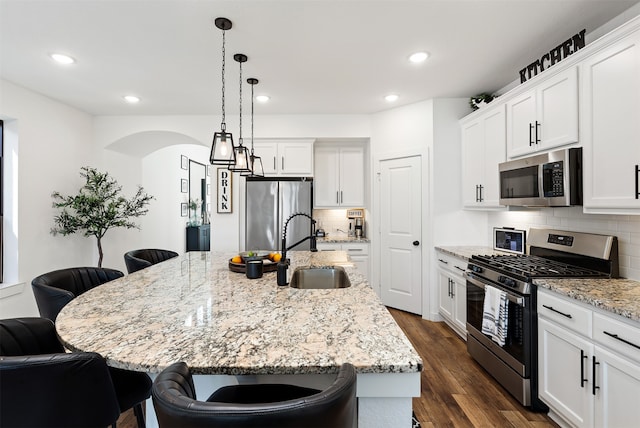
[51,166,153,267]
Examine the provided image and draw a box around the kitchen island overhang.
[56,251,422,427]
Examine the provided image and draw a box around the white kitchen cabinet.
[253,140,314,177]
[461,104,506,209]
[314,144,364,208]
[506,66,578,158]
[580,29,640,214]
[435,250,467,338]
[538,288,640,428]
[316,241,369,281]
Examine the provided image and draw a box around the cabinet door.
[350,255,369,281]
[254,142,278,176]
[482,107,506,207]
[506,90,536,158]
[280,142,313,176]
[314,147,340,207]
[316,242,342,251]
[461,119,485,207]
[537,67,578,151]
[339,147,365,206]
[452,277,467,335]
[594,345,640,428]
[581,31,640,213]
[538,318,594,427]
[438,271,454,321]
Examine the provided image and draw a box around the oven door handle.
[464,273,525,307]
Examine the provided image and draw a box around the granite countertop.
[534,278,640,322]
[55,251,421,376]
[435,245,511,260]
[317,235,370,244]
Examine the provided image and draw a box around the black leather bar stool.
[152,361,357,428]
[124,248,179,274]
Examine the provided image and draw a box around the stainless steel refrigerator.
[245,178,313,251]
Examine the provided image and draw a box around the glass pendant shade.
[210,130,236,165]
[241,77,265,177]
[229,140,252,173]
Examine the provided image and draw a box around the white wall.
[0,80,96,317]
[370,98,486,320]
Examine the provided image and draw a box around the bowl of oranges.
[229,251,281,273]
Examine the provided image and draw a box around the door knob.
[413,241,420,246]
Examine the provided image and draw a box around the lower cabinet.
[436,250,467,339]
[537,288,640,427]
[186,225,210,251]
[316,241,369,281]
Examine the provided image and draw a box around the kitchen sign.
[217,168,232,213]
[519,29,586,83]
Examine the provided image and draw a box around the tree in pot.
[51,166,154,267]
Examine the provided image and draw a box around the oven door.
[465,272,531,377]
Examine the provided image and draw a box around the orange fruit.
[231,255,242,263]
[272,253,282,263]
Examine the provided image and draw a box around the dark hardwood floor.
[117,308,558,428]
[388,307,558,428]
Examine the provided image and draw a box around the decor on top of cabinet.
[469,93,497,111]
[210,17,236,166]
[51,167,153,267]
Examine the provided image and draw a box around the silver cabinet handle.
[336,191,339,204]
[346,248,363,252]
[273,157,276,170]
[281,156,284,170]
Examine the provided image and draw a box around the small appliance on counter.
[347,208,365,238]
[493,227,526,254]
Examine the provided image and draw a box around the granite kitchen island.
[56,251,422,427]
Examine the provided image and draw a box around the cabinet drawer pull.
[603,331,640,350]
[542,304,573,319]
[580,349,587,388]
[635,165,639,200]
[454,266,466,272]
[592,356,600,396]
[438,259,449,264]
[347,248,363,252]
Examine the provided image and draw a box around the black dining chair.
[124,248,179,274]
[30,267,153,427]
[152,361,357,428]
[31,266,125,321]
[0,317,122,428]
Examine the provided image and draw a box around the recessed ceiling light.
[50,53,75,65]
[123,95,140,104]
[385,94,399,102]
[255,95,270,103]
[409,52,429,63]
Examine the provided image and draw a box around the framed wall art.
[181,203,188,217]
[217,168,232,213]
[181,179,188,193]
[181,155,188,170]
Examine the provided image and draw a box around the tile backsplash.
[488,207,640,280]
[312,209,360,237]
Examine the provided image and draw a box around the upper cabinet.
[581,29,640,214]
[314,144,365,208]
[461,104,506,209]
[253,140,314,177]
[506,66,579,158]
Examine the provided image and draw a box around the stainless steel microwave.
[498,148,582,207]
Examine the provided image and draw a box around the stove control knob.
[498,276,516,287]
[469,265,483,274]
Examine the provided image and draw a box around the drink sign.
[519,29,586,83]
[217,168,232,213]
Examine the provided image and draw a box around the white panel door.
[380,156,422,314]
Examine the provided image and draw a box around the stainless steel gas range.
[465,228,619,411]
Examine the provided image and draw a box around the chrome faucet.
[277,212,318,286]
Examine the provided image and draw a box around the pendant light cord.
[238,57,243,143]
[250,80,254,155]
[221,29,226,130]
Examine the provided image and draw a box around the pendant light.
[228,53,252,173]
[242,77,265,177]
[210,17,236,166]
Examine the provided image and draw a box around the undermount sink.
[289,266,351,289]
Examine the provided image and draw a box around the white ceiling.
[1,0,638,116]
